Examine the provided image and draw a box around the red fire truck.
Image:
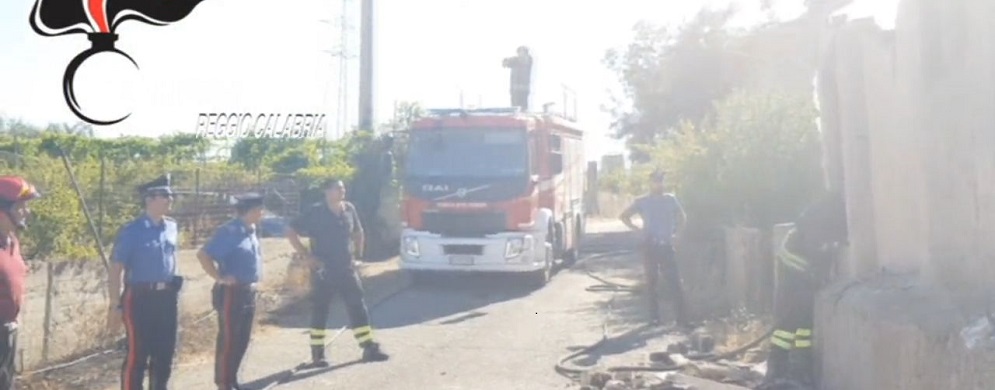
[399,107,586,286]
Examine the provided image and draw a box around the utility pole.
[318,0,354,140]
[337,0,351,139]
[358,0,374,132]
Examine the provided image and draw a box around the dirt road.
[112,220,681,390]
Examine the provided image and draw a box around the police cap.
[137,174,173,197]
[230,192,264,212]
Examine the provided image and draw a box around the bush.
[0,132,357,261]
[625,90,824,235]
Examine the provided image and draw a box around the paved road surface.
[163,220,662,390]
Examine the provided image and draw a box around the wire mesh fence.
[3,153,309,260]
[89,165,306,249]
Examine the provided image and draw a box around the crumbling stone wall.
[814,0,995,388]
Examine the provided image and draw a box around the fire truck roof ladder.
[425,107,522,117]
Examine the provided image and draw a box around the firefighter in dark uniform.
[108,174,183,390]
[0,176,41,390]
[197,193,265,390]
[287,178,389,367]
[762,192,848,389]
[502,46,533,111]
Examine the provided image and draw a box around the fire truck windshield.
[405,128,529,178]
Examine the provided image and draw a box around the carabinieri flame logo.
[30,0,206,125]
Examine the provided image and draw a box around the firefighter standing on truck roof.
[761,192,848,389]
[197,193,265,390]
[503,46,533,111]
[0,176,41,390]
[286,178,389,367]
[619,170,691,327]
[108,174,183,390]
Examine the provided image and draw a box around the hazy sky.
[0,0,896,159]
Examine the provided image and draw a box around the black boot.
[310,345,330,368]
[790,347,816,387]
[361,342,390,362]
[762,347,791,385]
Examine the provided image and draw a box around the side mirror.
[550,153,564,174]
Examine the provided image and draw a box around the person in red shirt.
[0,176,41,390]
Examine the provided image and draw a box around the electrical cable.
[554,247,775,380]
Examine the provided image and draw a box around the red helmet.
[0,176,41,204]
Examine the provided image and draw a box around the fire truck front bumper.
[398,229,551,273]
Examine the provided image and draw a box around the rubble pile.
[577,332,765,390]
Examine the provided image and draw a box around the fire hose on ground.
[554,248,775,380]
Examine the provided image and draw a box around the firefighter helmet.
[0,176,41,229]
[0,176,41,204]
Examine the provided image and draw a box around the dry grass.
[17,285,293,390]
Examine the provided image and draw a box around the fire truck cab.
[399,107,585,287]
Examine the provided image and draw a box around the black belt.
[129,282,174,292]
[129,275,183,292]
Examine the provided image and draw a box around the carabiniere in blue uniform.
[109,173,183,390]
[197,192,265,390]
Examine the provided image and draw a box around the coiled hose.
[554,247,774,379]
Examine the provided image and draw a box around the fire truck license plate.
[449,255,475,265]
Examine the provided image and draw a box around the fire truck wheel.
[526,265,550,288]
[525,247,553,288]
[561,219,583,268]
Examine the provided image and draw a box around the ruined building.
[814,0,995,388]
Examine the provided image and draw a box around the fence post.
[98,155,106,240]
[42,262,54,364]
[193,169,201,247]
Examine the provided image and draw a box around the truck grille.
[422,211,506,236]
[443,244,484,255]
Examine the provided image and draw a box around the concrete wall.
[722,227,772,314]
[17,238,297,372]
[815,0,995,388]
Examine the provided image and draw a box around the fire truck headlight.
[505,235,534,259]
[402,236,420,257]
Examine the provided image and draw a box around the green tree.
[641,90,824,233]
[603,7,746,162]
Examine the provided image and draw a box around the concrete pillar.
[827,22,879,278]
[910,0,995,293]
[816,1,995,389]
[858,21,928,275]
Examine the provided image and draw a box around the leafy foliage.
[604,7,833,233]
[603,7,747,162]
[0,122,361,261]
[612,91,824,235]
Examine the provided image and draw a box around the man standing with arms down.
[198,193,266,390]
[109,174,183,390]
[0,176,41,390]
[619,170,690,327]
[287,178,389,367]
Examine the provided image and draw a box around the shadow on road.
[266,271,538,331]
[242,359,365,389]
[570,325,672,368]
[572,227,727,326]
